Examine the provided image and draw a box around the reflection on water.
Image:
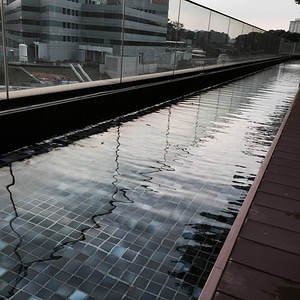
[0,62,300,299]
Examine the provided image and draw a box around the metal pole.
[120,0,126,83]
[173,0,182,73]
[1,0,9,99]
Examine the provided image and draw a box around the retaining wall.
[0,56,295,155]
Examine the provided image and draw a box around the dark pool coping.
[0,56,294,156]
[199,85,300,298]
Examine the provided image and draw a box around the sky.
[191,0,300,31]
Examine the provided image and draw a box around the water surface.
[0,61,300,299]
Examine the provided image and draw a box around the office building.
[289,18,300,33]
[4,0,169,63]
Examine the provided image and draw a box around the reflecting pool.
[0,61,300,300]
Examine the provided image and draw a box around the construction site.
[1,63,105,90]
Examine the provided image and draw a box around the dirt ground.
[6,64,102,86]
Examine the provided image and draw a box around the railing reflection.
[0,0,298,99]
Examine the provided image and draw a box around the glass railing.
[0,0,295,100]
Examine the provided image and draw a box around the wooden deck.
[199,88,300,300]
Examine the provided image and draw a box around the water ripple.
[1,61,300,299]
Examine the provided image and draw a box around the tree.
[167,20,184,41]
[269,29,300,42]
[295,0,300,4]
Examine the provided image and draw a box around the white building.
[289,18,300,33]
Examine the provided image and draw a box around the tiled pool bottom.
[1,62,300,300]
[0,137,236,300]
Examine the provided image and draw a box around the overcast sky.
[191,0,300,31]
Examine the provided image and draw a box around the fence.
[0,0,297,99]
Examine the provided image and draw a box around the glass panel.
[121,0,169,77]
[228,19,243,41]
[176,1,211,70]
[235,24,281,60]
[0,0,291,98]
[0,2,8,99]
[207,12,231,66]
[252,27,265,58]
[81,0,122,81]
[3,0,124,88]
[293,42,300,55]
[227,18,243,61]
[280,40,296,55]
[242,23,254,35]
[180,1,210,32]
[209,11,230,35]
[161,0,181,72]
[168,0,181,26]
[258,31,281,56]
[235,23,253,58]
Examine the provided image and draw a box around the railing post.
[1,0,9,99]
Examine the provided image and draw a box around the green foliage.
[269,29,300,42]
[167,20,184,41]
